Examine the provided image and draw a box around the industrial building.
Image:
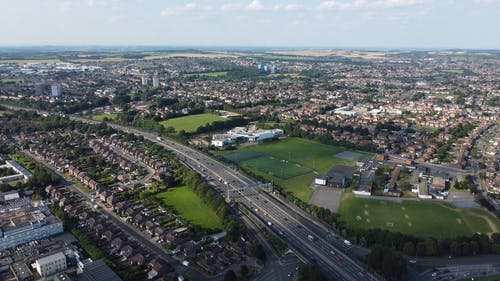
[0,198,63,251]
[211,127,283,147]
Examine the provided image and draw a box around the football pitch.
[222,138,373,201]
[339,196,500,238]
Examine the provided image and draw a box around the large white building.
[0,160,33,184]
[51,83,62,97]
[211,128,284,147]
[0,198,63,251]
[333,105,358,117]
[152,76,160,88]
[34,252,67,277]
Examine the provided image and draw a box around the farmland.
[222,138,373,201]
[155,186,223,230]
[159,113,225,133]
[339,196,500,238]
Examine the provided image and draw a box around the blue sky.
[1,0,499,48]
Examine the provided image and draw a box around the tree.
[367,245,407,281]
[403,241,415,256]
[297,264,326,281]
[424,238,438,256]
[250,244,266,262]
[223,270,237,281]
[416,242,426,256]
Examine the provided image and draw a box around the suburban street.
[21,149,213,281]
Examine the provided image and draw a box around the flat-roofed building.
[11,262,33,281]
[34,252,67,277]
[0,198,63,251]
[418,181,432,199]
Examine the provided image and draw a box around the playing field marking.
[366,218,371,223]
[386,222,394,227]
[456,218,462,224]
[364,210,369,216]
[401,207,406,211]
[356,216,362,221]
[404,214,409,219]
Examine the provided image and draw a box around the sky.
[1,0,499,49]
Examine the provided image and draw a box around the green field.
[339,196,500,238]
[222,138,373,201]
[441,69,464,74]
[91,113,118,121]
[0,78,25,83]
[155,186,223,230]
[183,71,228,78]
[159,113,225,133]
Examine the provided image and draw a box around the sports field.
[339,196,500,238]
[159,113,225,133]
[155,186,223,230]
[222,138,373,201]
[91,113,117,121]
[183,71,228,78]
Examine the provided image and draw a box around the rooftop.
[78,260,123,281]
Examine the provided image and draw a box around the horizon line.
[0,45,499,52]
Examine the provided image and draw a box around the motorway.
[94,121,380,281]
[3,105,380,281]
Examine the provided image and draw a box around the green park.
[91,113,118,121]
[155,186,223,230]
[159,113,225,133]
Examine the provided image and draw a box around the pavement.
[309,186,343,213]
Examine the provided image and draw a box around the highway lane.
[2,105,380,281]
[96,123,379,281]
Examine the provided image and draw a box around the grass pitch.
[159,113,225,133]
[339,196,500,238]
[222,138,373,201]
[91,113,117,121]
[155,186,223,230]
[183,71,229,78]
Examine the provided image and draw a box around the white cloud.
[248,0,264,10]
[318,0,424,10]
[221,3,245,11]
[285,4,302,11]
[473,0,500,3]
[160,2,215,19]
[59,1,75,13]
